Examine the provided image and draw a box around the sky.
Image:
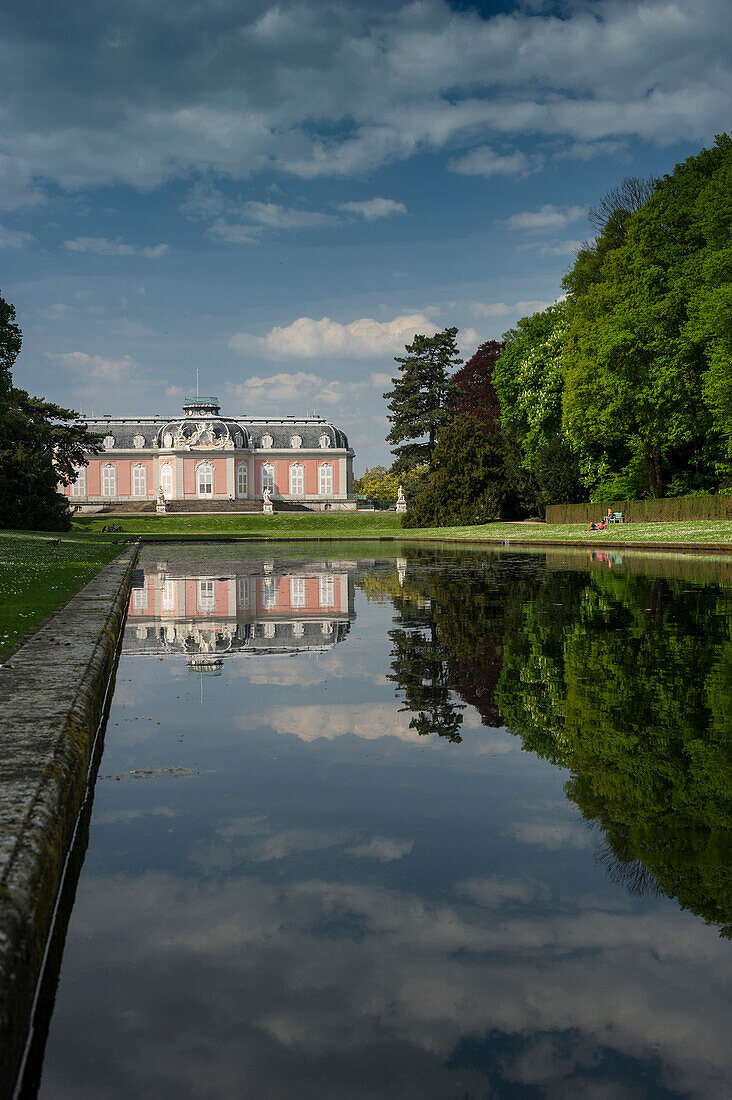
[2,0,731,472]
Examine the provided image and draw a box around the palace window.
[262,576,277,610]
[161,579,176,612]
[197,462,214,497]
[261,463,275,494]
[103,435,115,450]
[101,464,117,497]
[261,433,273,449]
[318,463,333,495]
[292,621,304,637]
[133,434,145,449]
[198,579,216,613]
[236,462,248,498]
[237,576,250,608]
[160,463,174,499]
[319,434,331,448]
[132,579,148,611]
[319,574,335,608]
[290,576,306,608]
[69,467,86,497]
[131,464,147,497]
[290,434,302,449]
[289,463,304,495]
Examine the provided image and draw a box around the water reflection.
[32,543,732,1099]
[365,548,732,938]
[127,555,356,659]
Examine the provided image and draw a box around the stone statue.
[396,484,407,513]
[156,486,167,513]
[262,486,274,515]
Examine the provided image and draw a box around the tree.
[448,340,503,434]
[384,327,462,470]
[562,136,731,498]
[354,463,426,504]
[402,414,505,528]
[0,290,101,530]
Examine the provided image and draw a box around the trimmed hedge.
[545,494,732,525]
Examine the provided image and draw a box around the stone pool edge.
[0,542,139,1095]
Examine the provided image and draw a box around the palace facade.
[64,396,355,510]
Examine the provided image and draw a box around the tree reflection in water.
[359,550,732,936]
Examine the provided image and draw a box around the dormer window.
[290,434,302,449]
[103,435,115,450]
[261,433,273,449]
[133,434,145,449]
[319,434,331,449]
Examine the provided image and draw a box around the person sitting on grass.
[588,521,597,530]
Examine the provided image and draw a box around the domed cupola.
[156,398,249,450]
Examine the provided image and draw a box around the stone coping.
[0,544,139,1095]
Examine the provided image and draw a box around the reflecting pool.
[30,542,732,1098]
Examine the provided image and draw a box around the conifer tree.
[384,327,462,470]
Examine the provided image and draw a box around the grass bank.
[0,531,120,655]
[70,512,732,546]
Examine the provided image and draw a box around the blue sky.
[2,0,731,471]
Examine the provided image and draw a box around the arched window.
[319,434,331,449]
[101,464,117,497]
[290,434,302,449]
[289,463,304,495]
[319,574,335,608]
[163,432,173,449]
[160,462,174,499]
[261,463,275,494]
[290,576,306,608]
[162,579,176,612]
[318,463,333,496]
[197,462,214,497]
[70,466,86,497]
[133,434,145,449]
[261,433,273,449]
[131,464,147,497]
[198,579,215,612]
[103,435,115,451]
[236,463,248,498]
[237,576,250,607]
[262,576,277,610]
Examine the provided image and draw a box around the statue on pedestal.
[396,485,407,513]
[262,487,274,515]
[156,486,167,514]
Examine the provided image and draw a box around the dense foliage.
[0,291,99,530]
[353,464,426,504]
[496,135,732,503]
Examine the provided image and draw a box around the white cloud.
[346,837,414,862]
[337,198,407,220]
[208,221,264,245]
[228,313,478,360]
[503,821,594,850]
[470,298,559,318]
[518,238,587,256]
[44,350,137,379]
[448,145,534,177]
[63,237,168,258]
[503,204,587,233]
[0,223,34,248]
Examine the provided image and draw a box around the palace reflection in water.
[30,544,732,1100]
[126,556,356,661]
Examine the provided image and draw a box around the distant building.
[64,396,355,510]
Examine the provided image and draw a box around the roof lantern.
[183,396,221,417]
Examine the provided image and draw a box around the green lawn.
[0,531,120,655]
[70,511,732,546]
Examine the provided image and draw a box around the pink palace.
[64,395,356,510]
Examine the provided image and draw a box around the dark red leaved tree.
[448,339,504,434]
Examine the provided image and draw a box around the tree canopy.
[0,290,100,530]
[384,327,462,471]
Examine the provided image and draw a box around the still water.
[30,542,732,1098]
